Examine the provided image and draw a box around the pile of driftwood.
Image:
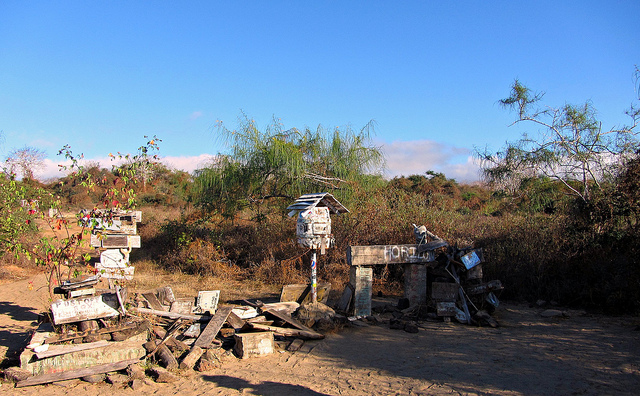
[7,283,329,389]
[396,225,504,327]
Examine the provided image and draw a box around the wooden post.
[311,250,317,303]
[404,264,427,306]
[349,266,373,317]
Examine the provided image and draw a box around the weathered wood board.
[280,283,331,304]
[35,340,110,359]
[21,331,146,376]
[90,234,141,249]
[336,284,354,313]
[234,332,274,359]
[17,358,140,388]
[404,263,427,306]
[170,298,194,315]
[226,311,246,330]
[193,306,233,348]
[431,282,459,301]
[68,288,96,298]
[50,293,120,325]
[248,323,324,340]
[130,307,211,322]
[350,266,373,317]
[263,309,318,334]
[347,245,436,266]
[142,292,165,311]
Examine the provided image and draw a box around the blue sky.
[1,1,638,182]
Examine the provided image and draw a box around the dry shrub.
[166,239,242,280]
[251,251,307,285]
[134,168,640,313]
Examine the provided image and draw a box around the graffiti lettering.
[383,245,434,263]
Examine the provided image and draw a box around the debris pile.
[9,282,332,388]
[388,224,503,328]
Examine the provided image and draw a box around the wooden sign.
[95,263,135,280]
[347,244,436,266]
[194,290,220,314]
[91,234,141,249]
[51,294,120,325]
[350,266,373,317]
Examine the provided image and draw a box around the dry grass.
[128,259,282,302]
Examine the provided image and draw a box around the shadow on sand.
[202,374,331,396]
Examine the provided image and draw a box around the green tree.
[478,79,639,203]
[192,115,384,219]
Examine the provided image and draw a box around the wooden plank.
[16,358,140,388]
[249,323,324,340]
[287,338,304,352]
[347,244,436,266]
[180,346,204,369]
[263,308,318,334]
[226,311,245,330]
[260,302,299,316]
[193,306,233,348]
[431,282,459,301]
[130,307,211,322]
[280,283,331,305]
[50,293,120,325]
[35,340,110,359]
[336,284,353,312]
[60,276,100,291]
[68,288,95,298]
[142,292,165,311]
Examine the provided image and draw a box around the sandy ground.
[1,272,640,395]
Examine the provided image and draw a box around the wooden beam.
[263,309,317,334]
[193,306,233,348]
[16,358,140,388]
[249,323,324,340]
[35,340,110,359]
[347,244,437,266]
[130,307,211,322]
[226,311,245,330]
[142,292,165,311]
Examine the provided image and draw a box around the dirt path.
[1,274,640,395]
[0,272,51,369]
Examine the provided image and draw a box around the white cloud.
[381,140,481,183]
[35,140,482,184]
[162,154,216,173]
[35,154,217,181]
[189,111,204,121]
